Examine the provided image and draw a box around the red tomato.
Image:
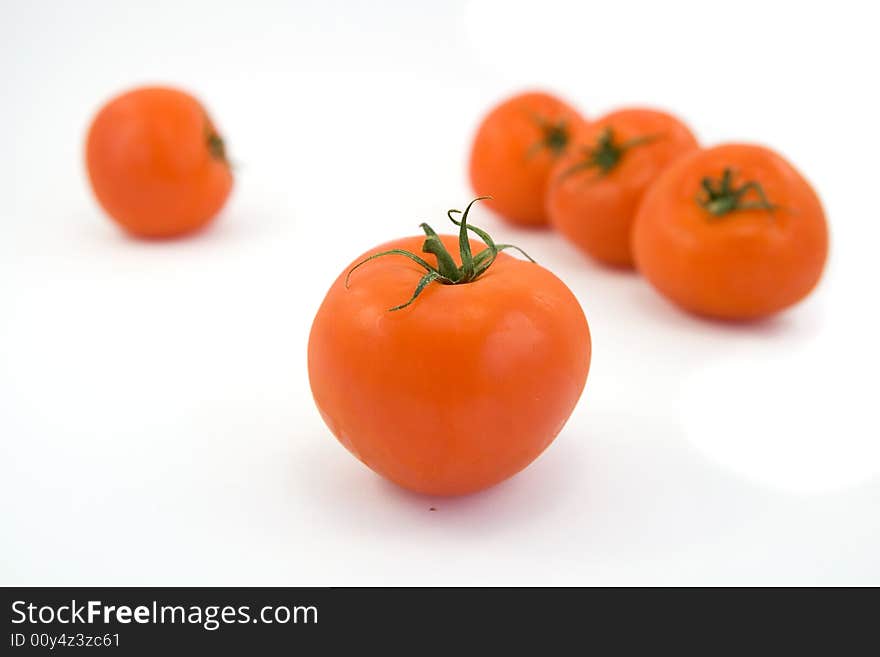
[308,201,591,495]
[632,144,828,319]
[86,86,233,238]
[546,108,698,267]
[469,91,586,227]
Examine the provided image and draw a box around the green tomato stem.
[560,127,659,179]
[346,197,536,311]
[697,168,776,218]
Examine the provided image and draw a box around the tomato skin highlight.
[632,143,829,320]
[469,91,585,227]
[86,86,233,238]
[308,235,591,496]
[546,108,699,268]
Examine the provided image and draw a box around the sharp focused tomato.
[308,201,591,495]
[546,108,699,267]
[86,86,233,238]
[469,91,585,227]
[632,143,828,319]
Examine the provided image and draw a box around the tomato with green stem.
[86,86,233,238]
[546,108,698,267]
[308,199,591,496]
[632,143,828,319]
[469,91,586,227]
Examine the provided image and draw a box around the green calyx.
[345,197,536,311]
[207,131,227,162]
[527,114,571,158]
[698,168,776,218]
[561,127,657,179]
[204,115,228,164]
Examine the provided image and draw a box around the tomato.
[308,200,591,495]
[546,108,699,268]
[632,143,828,319]
[469,91,585,227]
[86,86,233,238]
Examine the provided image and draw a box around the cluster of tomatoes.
[84,86,827,499]
[470,91,828,320]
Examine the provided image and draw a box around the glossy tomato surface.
[469,91,585,227]
[632,143,828,319]
[308,235,591,495]
[86,86,233,238]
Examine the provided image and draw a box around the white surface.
[2,0,879,585]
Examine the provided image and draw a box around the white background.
[2,0,879,585]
